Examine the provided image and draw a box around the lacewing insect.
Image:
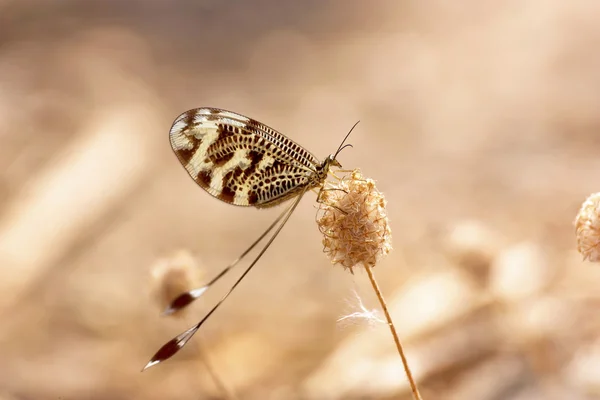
[144,107,356,370]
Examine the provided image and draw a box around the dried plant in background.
[575,192,600,262]
[150,250,204,312]
[317,170,422,400]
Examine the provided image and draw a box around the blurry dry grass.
[1,0,600,399]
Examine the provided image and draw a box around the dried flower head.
[150,250,203,314]
[575,192,600,262]
[316,169,392,272]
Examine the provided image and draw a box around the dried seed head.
[150,250,203,314]
[575,192,600,262]
[316,169,392,272]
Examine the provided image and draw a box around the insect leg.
[315,186,349,215]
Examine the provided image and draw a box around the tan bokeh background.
[1,1,600,399]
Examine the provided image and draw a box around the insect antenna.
[161,201,295,316]
[332,120,360,160]
[143,187,308,371]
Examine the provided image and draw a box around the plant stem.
[195,339,239,400]
[365,265,423,400]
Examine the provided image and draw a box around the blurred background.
[1,0,600,399]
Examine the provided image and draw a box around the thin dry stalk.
[365,265,422,400]
[317,169,423,399]
[193,339,239,400]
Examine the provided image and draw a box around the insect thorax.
[318,154,341,178]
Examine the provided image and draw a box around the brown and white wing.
[169,107,321,207]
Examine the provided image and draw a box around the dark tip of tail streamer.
[161,291,195,316]
[142,337,184,371]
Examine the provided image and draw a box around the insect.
[143,107,356,370]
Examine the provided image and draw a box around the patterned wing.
[169,107,322,207]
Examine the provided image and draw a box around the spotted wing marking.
[169,107,323,207]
